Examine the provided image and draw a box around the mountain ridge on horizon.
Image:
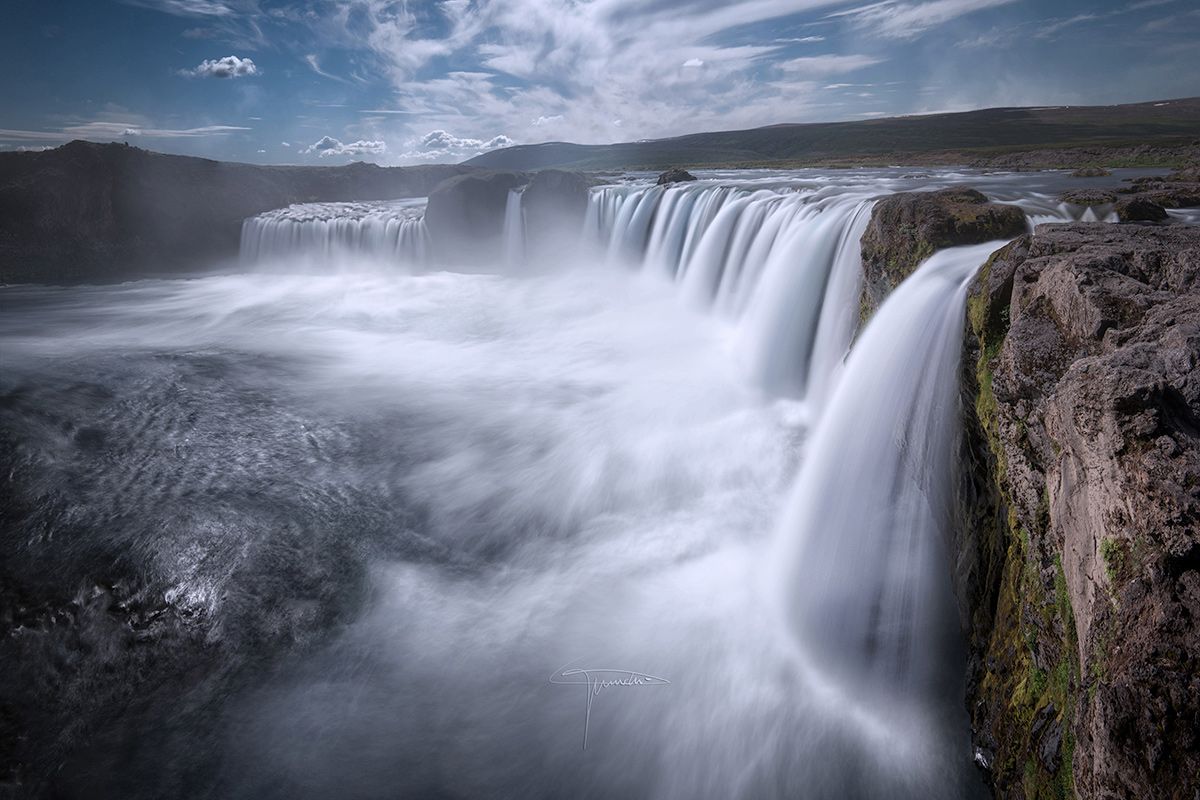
[463,96,1200,171]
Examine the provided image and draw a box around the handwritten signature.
[550,664,670,749]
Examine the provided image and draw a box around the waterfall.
[503,188,526,268]
[587,182,875,402]
[773,240,1005,710]
[992,192,1119,229]
[240,200,429,265]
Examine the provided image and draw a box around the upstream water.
[0,168,1155,798]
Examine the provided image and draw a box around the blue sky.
[2,0,1197,165]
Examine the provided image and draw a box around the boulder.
[1115,196,1169,222]
[858,187,1026,320]
[1071,167,1112,177]
[521,169,595,262]
[960,223,1200,799]
[1059,189,1117,206]
[423,171,527,265]
[656,168,697,185]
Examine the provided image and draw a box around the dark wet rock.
[1072,167,1112,178]
[859,187,1026,321]
[656,168,697,185]
[960,223,1200,799]
[521,169,595,261]
[1115,196,1169,222]
[0,140,471,283]
[423,171,527,264]
[1085,169,1200,217]
[1032,704,1064,773]
[1059,189,1117,206]
[1170,165,1200,182]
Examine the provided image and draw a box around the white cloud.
[315,0,859,151]
[181,55,259,78]
[0,122,251,142]
[395,129,516,162]
[777,54,884,76]
[1035,13,1098,38]
[304,54,352,84]
[828,0,1019,39]
[775,36,827,42]
[303,136,388,158]
[121,0,235,17]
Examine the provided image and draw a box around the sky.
[1,0,1198,165]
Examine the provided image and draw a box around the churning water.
[1,168,1149,798]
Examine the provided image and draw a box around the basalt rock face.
[859,188,1026,322]
[423,171,527,265]
[960,224,1200,799]
[0,141,470,283]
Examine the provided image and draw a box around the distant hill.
[0,141,472,283]
[465,97,1200,171]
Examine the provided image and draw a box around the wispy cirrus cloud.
[777,54,884,75]
[0,122,251,142]
[121,0,238,17]
[827,0,1019,39]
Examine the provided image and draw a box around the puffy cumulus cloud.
[182,55,259,79]
[394,130,515,162]
[303,136,388,158]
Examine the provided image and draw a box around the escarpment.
[960,224,1200,799]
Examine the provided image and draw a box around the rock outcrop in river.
[423,168,593,265]
[960,224,1200,799]
[858,188,1026,321]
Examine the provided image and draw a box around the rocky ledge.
[858,188,1027,321]
[1060,165,1200,222]
[960,223,1200,799]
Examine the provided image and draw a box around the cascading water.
[587,182,876,402]
[503,188,526,268]
[240,199,429,265]
[773,241,1005,715]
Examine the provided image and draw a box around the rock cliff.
[961,224,1200,799]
